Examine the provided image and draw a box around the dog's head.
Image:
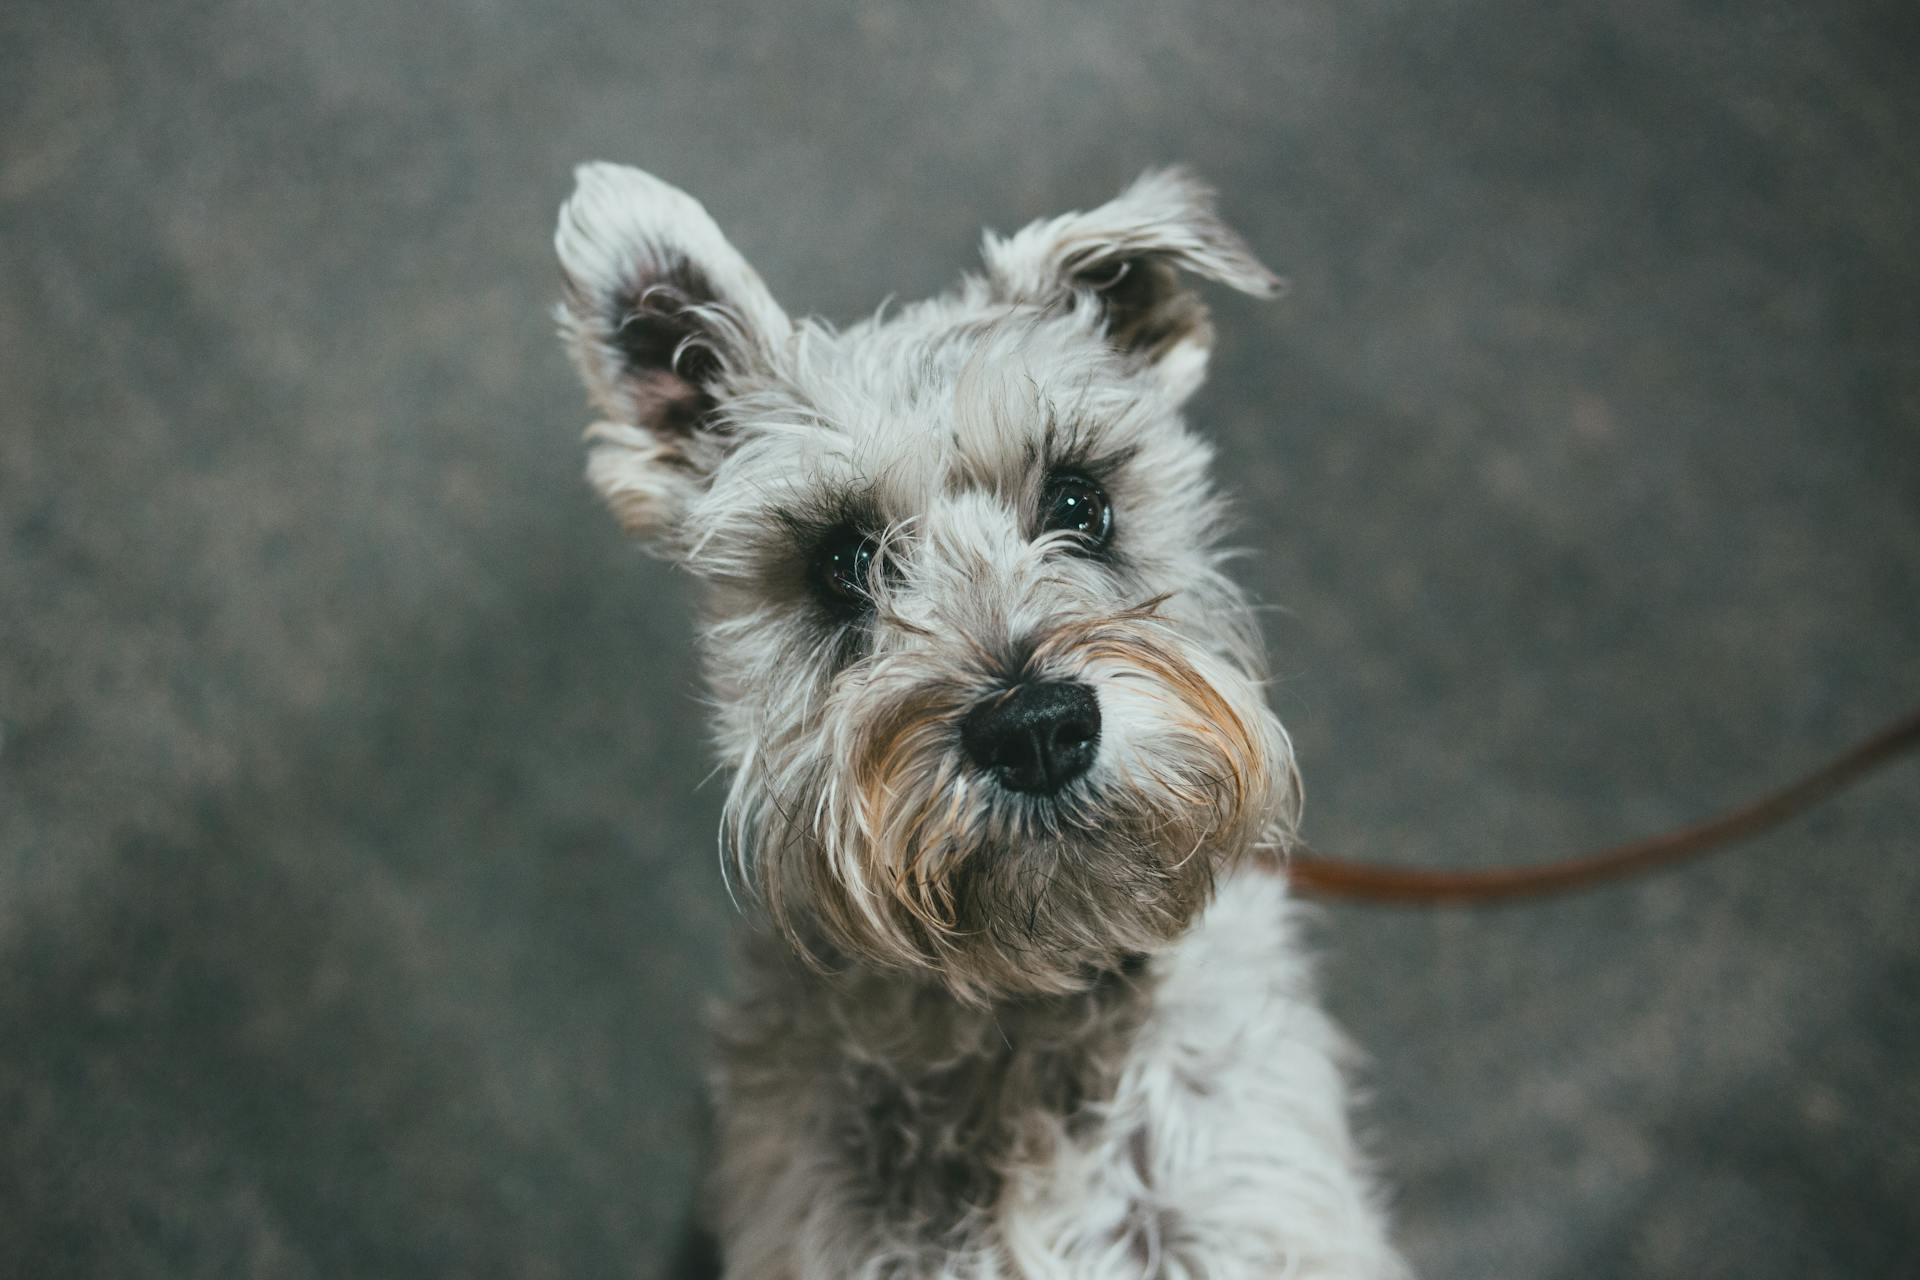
[556,165,1298,1003]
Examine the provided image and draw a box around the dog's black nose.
[961,680,1101,795]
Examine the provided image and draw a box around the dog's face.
[556,165,1299,1002]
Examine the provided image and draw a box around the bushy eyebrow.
[1034,402,1089,470]
[1045,435,1141,482]
[1030,405,1143,497]
[771,478,886,546]
[943,398,1143,500]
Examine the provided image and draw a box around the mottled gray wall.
[2,1,1916,1276]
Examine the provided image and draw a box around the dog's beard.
[725,610,1298,1004]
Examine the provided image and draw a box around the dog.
[554,164,1408,1279]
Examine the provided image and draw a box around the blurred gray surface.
[3,1,1918,1276]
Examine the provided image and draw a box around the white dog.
[554,164,1407,1279]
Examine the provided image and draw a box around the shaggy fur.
[554,163,1407,1278]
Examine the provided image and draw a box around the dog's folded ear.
[555,164,791,535]
[982,168,1281,402]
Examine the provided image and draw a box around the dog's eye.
[1040,473,1113,551]
[813,525,880,609]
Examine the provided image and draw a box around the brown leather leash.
[1281,705,1920,904]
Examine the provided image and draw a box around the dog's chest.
[818,970,1149,1237]
[711,873,1373,1274]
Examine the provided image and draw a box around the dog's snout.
[961,680,1101,795]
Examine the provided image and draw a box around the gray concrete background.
[3,1,1917,1276]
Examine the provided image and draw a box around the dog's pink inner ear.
[602,263,731,440]
[1070,252,1211,365]
[623,368,711,441]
